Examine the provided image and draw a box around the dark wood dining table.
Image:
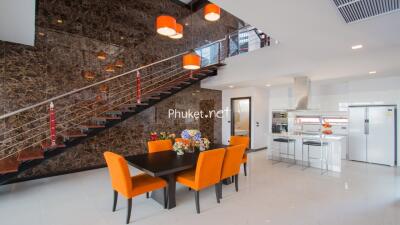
[125,144,229,209]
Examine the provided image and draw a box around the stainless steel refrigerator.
[348,105,396,166]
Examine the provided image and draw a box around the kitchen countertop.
[270,132,345,142]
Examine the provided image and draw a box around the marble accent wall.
[1,0,239,179]
[18,84,222,178]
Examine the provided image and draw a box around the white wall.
[269,76,400,165]
[0,0,36,46]
[220,87,269,149]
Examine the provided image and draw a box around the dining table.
[125,144,231,209]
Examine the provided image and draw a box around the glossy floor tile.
[0,150,399,225]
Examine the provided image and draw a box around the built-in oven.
[272,111,288,133]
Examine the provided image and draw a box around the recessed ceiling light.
[228,85,234,88]
[265,84,271,87]
[351,44,363,50]
[56,19,63,24]
[369,71,377,74]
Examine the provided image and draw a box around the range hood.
[293,76,310,110]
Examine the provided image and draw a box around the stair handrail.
[0,25,268,121]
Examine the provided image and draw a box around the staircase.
[0,26,271,185]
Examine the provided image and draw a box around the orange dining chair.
[147,139,173,153]
[219,144,247,198]
[176,148,226,213]
[229,136,250,176]
[103,151,167,224]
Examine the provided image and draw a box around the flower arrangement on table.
[173,141,189,155]
[172,129,211,154]
[195,138,211,151]
[149,131,176,141]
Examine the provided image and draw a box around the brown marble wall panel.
[18,83,222,178]
[1,0,237,179]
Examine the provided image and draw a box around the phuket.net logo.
[168,108,229,120]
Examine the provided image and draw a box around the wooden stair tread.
[80,123,106,129]
[41,140,66,150]
[104,110,122,115]
[119,108,135,113]
[93,116,121,120]
[146,97,160,100]
[17,147,44,161]
[62,130,87,138]
[0,158,19,174]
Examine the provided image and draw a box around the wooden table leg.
[164,174,176,209]
[151,174,176,209]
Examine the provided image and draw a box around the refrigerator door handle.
[364,119,369,135]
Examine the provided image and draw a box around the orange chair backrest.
[103,151,132,198]
[175,138,190,145]
[147,139,173,153]
[194,148,226,190]
[220,145,246,180]
[230,136,250,149]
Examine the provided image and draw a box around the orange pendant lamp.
[169,23,183,39]
[156,15,177,36]
[204,3,221,22]
[183,50,201,70]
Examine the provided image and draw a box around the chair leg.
[219,182,223,199]
[112,190,118,212]
[243,163,247,176]
[214,184,220,203]
[194,191,200,214]
[126,198,132,224]
[188,187,191,191]
[234,174,239,192]
[146,192,149,198]
[163,187,168,209]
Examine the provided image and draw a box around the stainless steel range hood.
[293,76,310,110]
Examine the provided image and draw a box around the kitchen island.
[268,132,344,172]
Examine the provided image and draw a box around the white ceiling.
[0,0,35,46]
[202,0,400,90]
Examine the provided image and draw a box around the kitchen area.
[267,77,398,173]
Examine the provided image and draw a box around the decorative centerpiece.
[181,129,201,152]
[197,138,211,151]
[322,122,333,135]
[150,132,158,141]
[173,141,189,155]
[149,131,176,141]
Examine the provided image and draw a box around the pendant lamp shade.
[156,15,177,36]
[169,23,183,39]
[183,51,201,70]
[204,4,221,21]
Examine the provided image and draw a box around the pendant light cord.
[190,2,194,50]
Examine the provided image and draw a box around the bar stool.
[301,138,329,174]
[271,137,296,166]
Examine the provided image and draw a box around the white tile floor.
[1,150,399,225]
